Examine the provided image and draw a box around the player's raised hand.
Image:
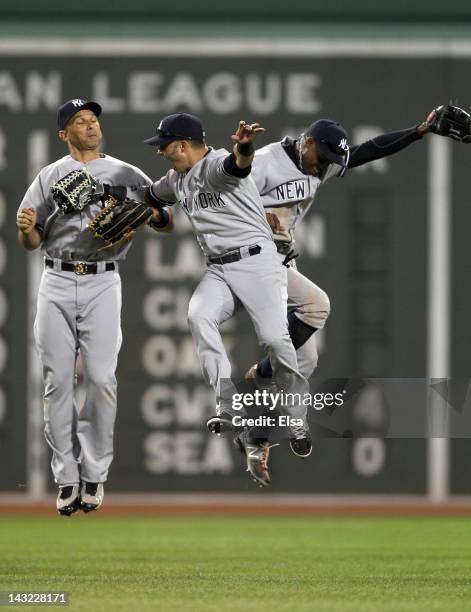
[16,207,37,235]
[231,121,266,144]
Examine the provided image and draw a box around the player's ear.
[58,130,67,143]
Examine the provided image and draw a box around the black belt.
[45,259,116,275]
[207,244,261,265]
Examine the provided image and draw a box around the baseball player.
[246,111,442,385]
[17,98,172,516]
[144,113,310,487]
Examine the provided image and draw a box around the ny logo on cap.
[339,138,349,152]
[71,99,85,108]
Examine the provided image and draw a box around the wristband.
[237,141,255,156]
[149,206,170,229]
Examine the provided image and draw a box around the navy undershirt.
[223,153,251,178]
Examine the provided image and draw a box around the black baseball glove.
[51,168,104,214]
[427,105,471,143]
[87,195,154,249]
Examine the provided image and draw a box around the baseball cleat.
[80,482,104,513]
[56,484,81,517]
[289,423,313,457]
[206,414,234,436]
[206,404,247,435]
[233,431,278,488]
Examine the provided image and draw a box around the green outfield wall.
[1,40,469,496]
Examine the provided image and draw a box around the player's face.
[301,137,331,179]
[158,140,189,172]
[61,110,103,151]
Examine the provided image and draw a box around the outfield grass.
[0,515,471,611]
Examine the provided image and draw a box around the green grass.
[1,515,471,611]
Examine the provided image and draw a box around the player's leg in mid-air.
[188,265,274,487]
[34,270,81,516]
[287,262,330,378]
[248,259,330,381]
[188,242,310,484]
[242,259,330,463]
[75,271,122,514]
[187,266,239,429]
[221,241,311,456]
[189,248,308,427]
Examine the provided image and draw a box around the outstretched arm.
[348,124,428,169]
[347,104,471,169]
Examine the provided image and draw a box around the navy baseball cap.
[57,98,102,130]
[144,113,205,147]
[305,119,349,167]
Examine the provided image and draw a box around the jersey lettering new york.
[181,191,227,215]
[150,148,272,256]
[275,180,309,202]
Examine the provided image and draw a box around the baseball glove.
[51,168,104,214]
[87,195,154,249]
[427,105,471,143]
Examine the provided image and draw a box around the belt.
[207,244,261,265]
[45,259,116,275]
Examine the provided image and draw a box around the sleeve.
[347,127,421,169]
[222,153,251,178]
[126,165,154,200]
[205,153,248,191]
[149,171,178,206]
[18,171,53,232]
[130,165,153,187]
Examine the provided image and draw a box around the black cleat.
[56,485,81,517]
[207,409,245,436]
[80,482,104,513]
[206,415,234,436]
[289,432,313,457]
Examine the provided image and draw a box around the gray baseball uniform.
[150,147,308,422]
[251,138,341,378]
[19,154,151,486]
[251,121,427,380]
